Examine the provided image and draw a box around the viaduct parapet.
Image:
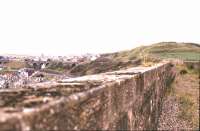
[0,62,176,130]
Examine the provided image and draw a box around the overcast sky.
[0,0,200,56]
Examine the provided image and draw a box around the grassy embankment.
[166,64,199,128]
[110,42,200,62]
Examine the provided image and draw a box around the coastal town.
[0,54,100,89]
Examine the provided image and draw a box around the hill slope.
[107,42,200,61]
[70,42,200,76]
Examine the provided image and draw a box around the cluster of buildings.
[0,53,100,89]
[0,68,47,89]
[33,53,100,62]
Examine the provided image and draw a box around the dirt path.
[158,66,199,130]
[158,96,191,130]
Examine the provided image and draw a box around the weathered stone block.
[0,62,176,130]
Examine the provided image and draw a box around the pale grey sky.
[0,0,200,56]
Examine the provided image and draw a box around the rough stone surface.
[0,62,175,130]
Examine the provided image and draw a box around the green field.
[154,52,200,61]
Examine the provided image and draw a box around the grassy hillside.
[70,42,200,76]
[109,42,200,61]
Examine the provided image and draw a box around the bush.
[180,69,187,75]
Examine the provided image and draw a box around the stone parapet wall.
[0,62,175,130]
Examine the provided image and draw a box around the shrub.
[180,69,187,75]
